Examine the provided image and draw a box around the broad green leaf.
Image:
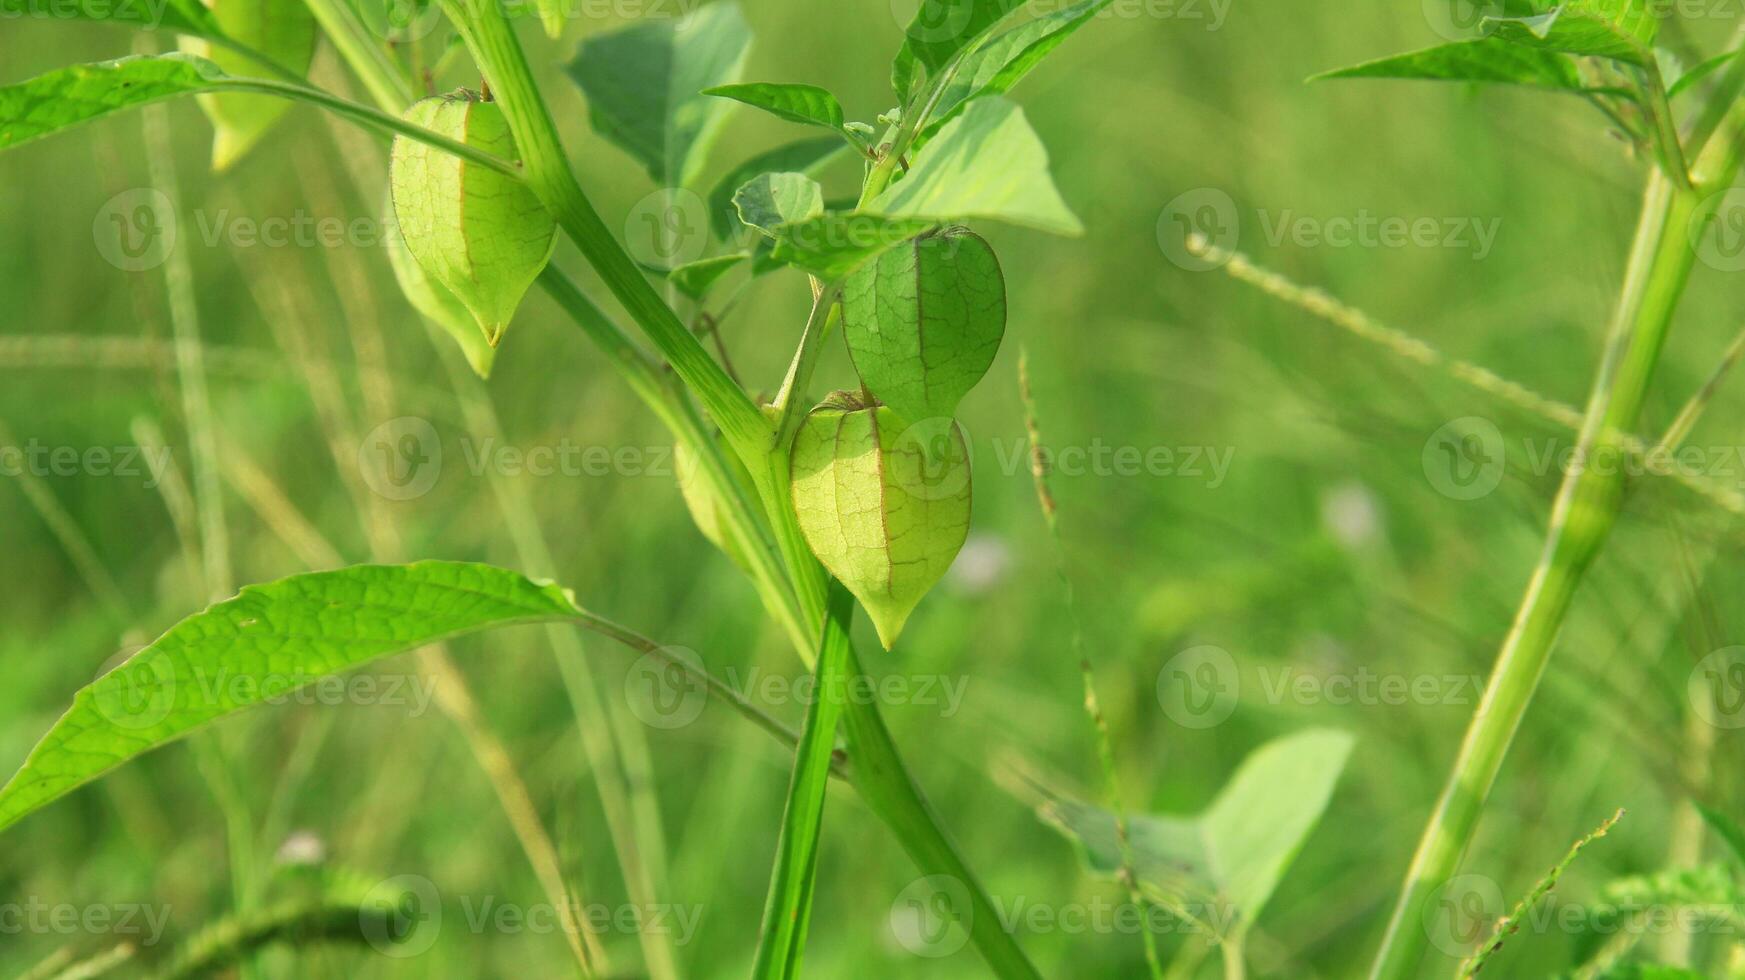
[1041,729,1354,935]
[871,97,1081,235]
[391,94,557,345]
[179,0,316,170]
[707,136,846,240]
[1312,37,1587,91]
[384,193,497,378]
[750,582,855,979]
[767,213,938,280]
[1484,3,1655,66]
[0,562,589,834]
[922,0,1112,138]
[0,0,219,38]
[790,393,970,648]
[0,53,240,151]
[666,252,749,301]
[733,171,825,236]
[675,435,755,570]
[565,1,751,188]
[704,82,847,134]
[842,228,1005,426]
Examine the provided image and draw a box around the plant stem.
[1368,113,1745,980]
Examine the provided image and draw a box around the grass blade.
[751,581,855,979]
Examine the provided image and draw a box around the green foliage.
[767,213,940,280]
[705,82,848,136]
[841,227,1006,426]
[1312,38,1589,91]
[675,434,755,570]
[733,171,826,236]
[390,93,556,345]
[893,0,1024,100]
[922,0,1113,139]
[0,53,238,150]
[1042,729,1354,937]
[869,98,1082,235]
[0,0,219,38]
[664,252,750,301]
[706,136,846,239]
[177,0,316,170]
[790,393,971,649]
[0,562,587,834]
[564,0,751,187]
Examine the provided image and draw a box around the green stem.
[1368,113,1745,980]
[750,583,855,979]
[295,0,411,109]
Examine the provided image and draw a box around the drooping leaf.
[665,253,749,301]
[707,136,846,240]
[733,171,825,236]
[871,97,1081,235]
[790,392,971,649]
[391,92,557,345]
[0,562,590,834]
[1312,37,1589,91]
[179,0,317,170]
[0,0,219,38]
[705,81,847,134]
[565,1,751,187]
[1041,729,1354,935]
[767,213,939,280]
[842,228,1006,426]
[922,0,1111,138]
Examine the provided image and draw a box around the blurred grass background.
[4,0,1745,976]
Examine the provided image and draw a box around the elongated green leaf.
[0,53,236,150]
[565,1,750,188]
[872,97,1081,235]
[0,562,587,834]
[734,171,825,236]
[1041,729,1354,935]
[842,227,1006,425]
[768,213,938,280]
[1669,49,1736,99]
[1312,37,1587,91]
[0,0,219,38]
[923,0,1111,137]
[705,81,846,134]
[750,582,855,979]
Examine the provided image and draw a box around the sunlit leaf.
[1312,37,1588,91]
[733,171,825,236]
[0,0,219,38]
[922,0,1111,138]
[706,135,847,240]
[705,82,847,134]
